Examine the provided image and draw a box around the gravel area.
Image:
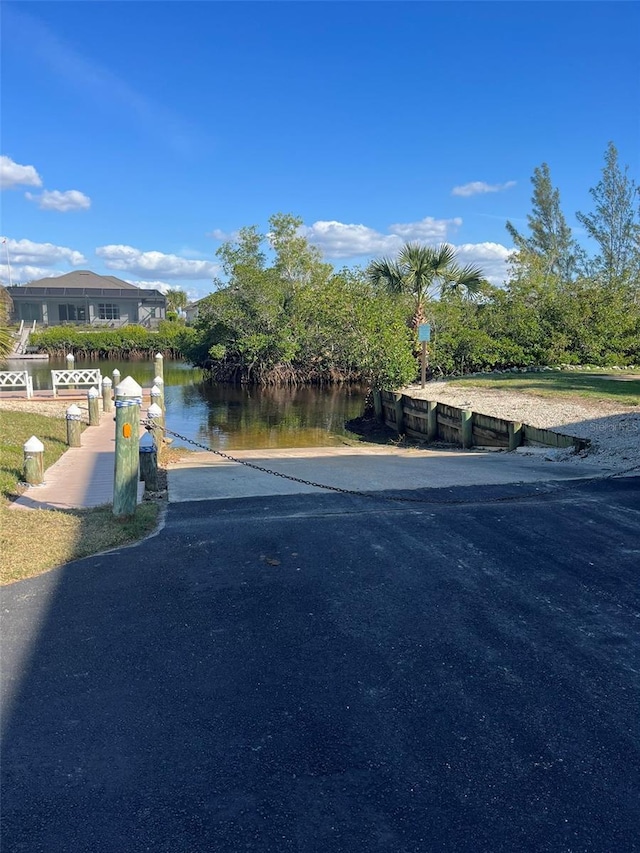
[404,382,640,472]
[0,398,89,420]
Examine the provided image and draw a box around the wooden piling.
[113,377,142,519]
[146,403,165,451]
[426,400,438,442]
[372,389,383,422]
[102,376,113,413]
[508,421,523,451]
[154,353,164,383]
[139,432,158,491]
[393,393,405,435]
[88,387,100,426]
[461,409,473,449]
[152,376,165,414]
[23,436,44,485]
[66,404,82,447]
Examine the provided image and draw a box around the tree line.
[184,142,638,386]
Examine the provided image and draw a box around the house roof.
[24,270,140,290]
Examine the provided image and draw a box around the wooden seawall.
[375,390,590,452]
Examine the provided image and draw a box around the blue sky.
[2,1,639,299]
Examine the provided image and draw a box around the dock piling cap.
[66,404,82,418]
[24,436,44,452]
[102,376,113,387]
[153,375,164,387]
[147,403,163,417]
[88,386,99,397]
[115,376,143,398]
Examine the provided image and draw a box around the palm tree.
[368,242,485,328]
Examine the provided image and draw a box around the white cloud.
[0,265,66,285]
[449,241,514,285]
[25,189,91,212]
[0,237,86,267]
[305,216,463,259]
[0,155,43,190]
[210,228,238,242]
[451,180,516,197]
[389,216,463,241]
[96,245,219,280]
[304,221,402,259]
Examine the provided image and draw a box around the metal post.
[113,377,142,519]
[66,404,82,447]
[421,341,428,389]
[23,436,44,485]
[87,387,100,426]
[102,376,113,412]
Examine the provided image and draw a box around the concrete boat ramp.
[167,443,608,503]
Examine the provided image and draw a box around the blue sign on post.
[418,323,431,342]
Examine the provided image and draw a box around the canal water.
[18,358,367,450]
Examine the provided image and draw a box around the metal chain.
[143,421,640,507]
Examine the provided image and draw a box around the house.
[6,271,167,329]
[185,297,207,324]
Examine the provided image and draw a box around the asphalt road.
[2,477,639,852]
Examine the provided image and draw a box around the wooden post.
[139,432,158,491]
[421,341,427,389]
[461,409,473,449]
[146,402,165,451]
[372,389,383,422]
[66,404,83,447]
[154,352,164,383]
[23,436,44,485]
[102,376,113,412]
[113,377,142,519]
[153,376,165,414]
[66,352,75,390]
[393,393,405,435]
[112,368,121,389]
[88,387,100,426]
[508,421,523,451]
[426,400,438,442]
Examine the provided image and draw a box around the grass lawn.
[446,370,640,406]
[1,408,160,584]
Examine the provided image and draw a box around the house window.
[58,304,86,322]
[98,303,120,320]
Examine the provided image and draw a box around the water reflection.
[167,383,366,450]
[12,358,366,449]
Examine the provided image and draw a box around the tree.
[0,285,12,358]
[165,289,189,313]
[367,242,485,328]
[576,141,640,292]
[507,163,579,284]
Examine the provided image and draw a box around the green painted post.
[88,387,100,426]
[393,393,405,436]
[461,409,473,449]
[102,376,113,413]
[154,352,164,383]
[508,421,523,451]
[23,436,44,485]
[146,402,165,451]
[113,377,142,519]
[372,389,383,422]
[426,400,438,442]
[66,404,83,447]
[139,432,158,491]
